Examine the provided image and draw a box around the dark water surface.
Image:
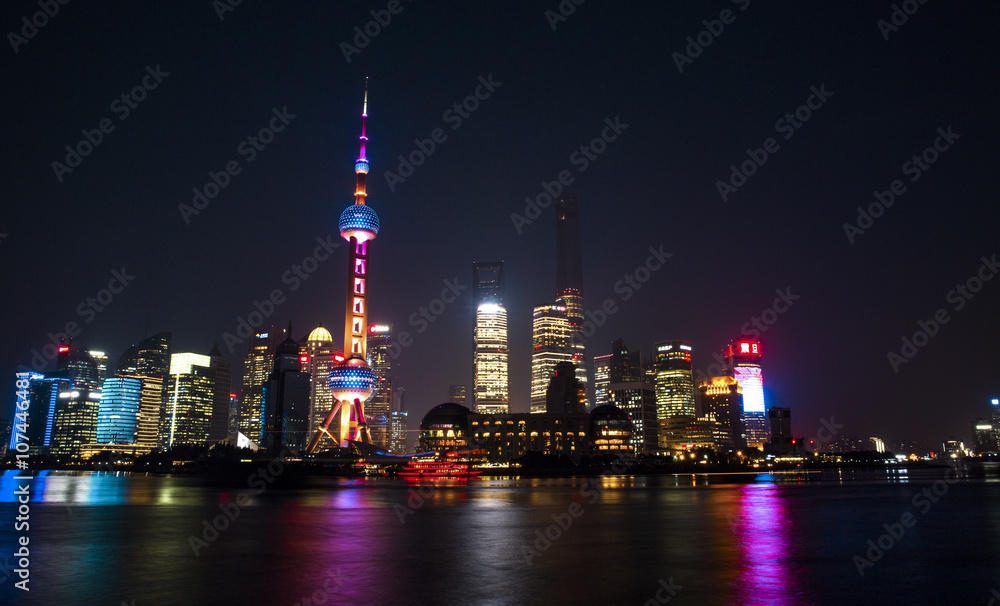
[1,469,999,605]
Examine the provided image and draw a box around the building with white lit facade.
[726,339,768,449]
[473,261,509,414]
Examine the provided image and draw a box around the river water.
[1,468,998,605]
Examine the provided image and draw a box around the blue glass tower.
[96,377,142,444]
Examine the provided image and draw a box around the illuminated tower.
[725,339,767,449]
[654,340,697,422]
[473,261,509,414]
[593,353,611,409]
[240,329,277,443]
[531,304,572,413]
[306,80,379,452]
[555,193,587,398]
[366,323,393,448]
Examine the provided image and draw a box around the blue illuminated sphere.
[339,204,379,241]
[329,356,376,402]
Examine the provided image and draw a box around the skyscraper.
[545,361,586,414]
[531,304,572,413]
[654,341,697,428]
[9,371,69,455]
[389,387,408,454]
[162,353,215,449]
[366,323,393,448]
[726,339,767,449]
[606,340,657,454]
[240,329,277,444]
[307,80,380,452]
[50,386,101,459]
[555,193,587,398]
[95,376,142,445]
[473,261,509,414]
[50,346,104,459]
[116,332,171,452]
[448,384,467,406]
[208,344,232,444]
[303,325,341,451]
[593,353,611,410]
[262,331,311,452]
[698,376,744,452]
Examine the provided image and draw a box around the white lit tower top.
[725,339,764,415]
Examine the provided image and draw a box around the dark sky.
[3,1,998,450]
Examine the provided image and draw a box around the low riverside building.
[418,402,634,464]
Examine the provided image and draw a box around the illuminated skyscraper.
[366,324,393,448]
[50,345,104,458]
[531,304,572,413]
[162,353,215,449]
[593,353,611,410]
[303,325,341,450]
[474,261,509,414]
[307,80,380,452]
[654,341,697,433]
[389,388,408,454]
[8,372,69,455]
[50,386,101,459]
[554,193,588,401]
[698,376,744,452]
[116,332,171,452]
[240,329,277,443]
[726,339,767,449]
[95,376,142,444]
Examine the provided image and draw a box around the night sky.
[3,1,998,449]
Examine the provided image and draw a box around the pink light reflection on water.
[729,482,816,606]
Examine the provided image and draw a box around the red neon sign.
[300,355,309,364]
[334,354,346,363]
[58,346,70,353]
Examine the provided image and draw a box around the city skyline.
[2,2,999,450]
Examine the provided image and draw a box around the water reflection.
[730,483,815,605]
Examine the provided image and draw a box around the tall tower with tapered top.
[306,79,379,453]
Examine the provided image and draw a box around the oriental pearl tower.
[305,79,379,453]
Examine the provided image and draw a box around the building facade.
[473,261,509,414]
[366,324,393,448]
[531,304,572,413]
